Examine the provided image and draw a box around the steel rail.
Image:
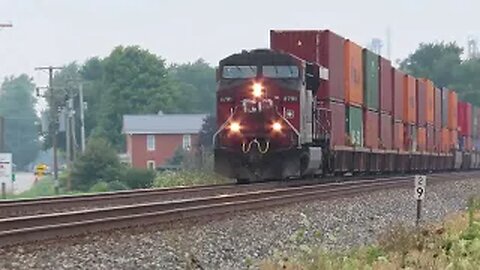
[0,171,475,248]
[0,171,468,218]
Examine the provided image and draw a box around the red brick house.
[122,113,207,169]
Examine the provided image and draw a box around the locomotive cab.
[213,49,326,182]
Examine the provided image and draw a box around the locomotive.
[213,49,328,182]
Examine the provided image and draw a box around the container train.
[213,29,480,182]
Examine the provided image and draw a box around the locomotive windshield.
[222,65,257,78]
[263,65,299,78]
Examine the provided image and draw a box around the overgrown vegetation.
[261,198,480,269]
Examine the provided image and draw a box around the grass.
[153,170,231,188]
[260,197,480,269]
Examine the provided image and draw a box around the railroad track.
[0,171,477,248]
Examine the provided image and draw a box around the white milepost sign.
[414,175,427,200]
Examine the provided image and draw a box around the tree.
[400,42,463,88]
[70,137,123,191]
[0,75,40,169]
[169,59,216,113]
[199,114,216,149]
[95,46,181,148]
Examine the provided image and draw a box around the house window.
[147,160,155,170]
[183,134,191,150]
[147,135,155,151]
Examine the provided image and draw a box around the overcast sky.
[0,0,478,85]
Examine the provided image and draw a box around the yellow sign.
[34,163,48,176]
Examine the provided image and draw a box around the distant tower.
[467,36,479,59]
[368,38,383,55]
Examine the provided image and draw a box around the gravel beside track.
[1,173,480,269]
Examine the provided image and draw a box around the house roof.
[122,114,208,135]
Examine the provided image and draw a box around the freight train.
[213,29,480,182]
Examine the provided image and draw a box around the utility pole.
[79,83,86,153]
[35,66,64,194]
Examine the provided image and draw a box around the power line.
[34,66,64,194]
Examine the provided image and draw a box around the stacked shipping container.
[270,29,474,158]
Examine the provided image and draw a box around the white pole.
[79,83,86,153]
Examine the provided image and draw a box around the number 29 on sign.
[414,175,426,200]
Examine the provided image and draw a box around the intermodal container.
[344,40,363,106]
[416,79,427,126]
[434,87,441,128]
[379,113,392,149]
[270,30,346,101]
[458,135,472,151]
[346,105,363,147]
[363,49,379,110]
[317,100,346,147]
[449,129,458,150]
[404,75,416,124]
[434,128,441,153]
[392,69,404,121]
[441,128,449,152]
[448,91,458,130]
[404,124,417,152]
[425,80,434,124]
[441,88,449,128]
[458,101,472,137]
[393,121,404,151]
[472,106,478,139]
[379,57,392,114]
[426,125,434,152]
[417,126,427,152]
[363,109,379,149]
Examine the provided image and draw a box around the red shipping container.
[434,87,441,128]
[458,101,472,136]
[416,79,427,126]
[393,121,404,151]
[379,113,392,149]
[392,69,404,121]
[270,30,345,101]
[317,100,346,147]
[426,125,434,152]
[441,128,449,152]
[379,57,393,114]
[404,75,416,124]
[417,127,427,152]
[364,109,379,149]
[404,124,417,152]
[449,129,458,150]
[434,128,441,153]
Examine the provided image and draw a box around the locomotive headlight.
[229,122,241,133]
[272,122,282,132]
[252,82,263,98]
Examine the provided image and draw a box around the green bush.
[121,167,156,189]
[88,181,110,193]
[70,138,123,191]
[107,180,129,191]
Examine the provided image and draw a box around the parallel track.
[0,171,477,248]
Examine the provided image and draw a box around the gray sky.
[0,0,478,86]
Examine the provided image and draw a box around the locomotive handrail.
[212,107,237,147]
[279,108,301,147]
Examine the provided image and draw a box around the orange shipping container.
[441,128,449,153]
[425,80,434,124]
[449,129,458,150]
[403,75,416,124]
[417,127,426,152]
[344,40,363,106]
[448,91,458,130]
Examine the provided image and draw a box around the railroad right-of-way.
[0,171,477,248]
[2,171,480,269]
